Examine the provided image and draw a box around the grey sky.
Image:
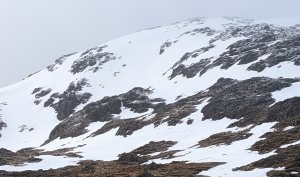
[0,0,300,87]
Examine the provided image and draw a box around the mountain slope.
[0,17,300,177]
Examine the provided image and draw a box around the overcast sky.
[0,0,300,87]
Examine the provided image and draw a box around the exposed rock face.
[195,129,253,148]
[265,97,300,127]
[179,27,216,37]
[202,77,299,127]
[117,153,148,164]
[169,58,211,79]
[71,45,118,74]
[131,141,177,155]
[0,160,224,177]
[44,87,164,144]
[44,79,92,121]
[234,144,300,177]
[169,45,215,79]
[34,88,52,99]
[118,141,181,163]
[251,127,300,154]
[121,87,164,113]
[229,98,300,176]
[45,76,300,146]
[159,41,172,55]
[31,88,52,105]
[0,103,6,138]
[91,118,148,138]
[0,148,42,166]
[0,121,7,132]
[31,87,43,94]
[168,24,300,79]
[0,147,81,167]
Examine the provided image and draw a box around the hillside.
[0,17,300,177]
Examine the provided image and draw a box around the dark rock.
[169,58,211,79]
[45,87,165,144]
[179,27,216,37]
[35,89,52,99]
[201,77,299,127]
[238,51,259,65]
[50,79,92,120]
[247,60,267,72]
[131,141,177,155]
[159,41,172,55]
[171,24,300,77]
[251,127,300,153]
[54,92,92,121]
[117,152,148,164]
[0,148,42,166]
[234,144,300,174]
[27,157,43,163]
[187,119,194,125]
[0,121,7,131]
[71,45,117,74]
[195,129,253,148]
[31,87,43,94]
[34,100,41,105]
[44,97,55,107]
[168,45,215,79]
[265,97,300,124]
[0,160,224,177]
[50,92,60,99]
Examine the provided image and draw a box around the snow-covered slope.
[0,17,300,177]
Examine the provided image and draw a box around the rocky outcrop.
[44,79,92,121]
[71,45,118,74]
[0,120,6,132]
[168,45,215,79]
[234,144,300,177]
[168,24,300,79]
[117,141,181,164]
[251,127,300,154]
[195,129,253,148]
[179,27,216,37]
[44,87,164,144]
[159,41,172,55]
[31,87,43,94]
[117,153,148,164]
[34,88,52,99]
[0,103,6,138]
[0,120,7,138]
[0,147,81,167]
[0,160,224,177]
[169,58,211,79]
[31,88,52,105]
[131,141,177,155]
[202,77,300,127]
[43,76,300,147]
[265,97,300,128]
[0,148,42,166]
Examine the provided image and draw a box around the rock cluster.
[71,45,118,74]
[44,79,92,121]
[169,24,300,79]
